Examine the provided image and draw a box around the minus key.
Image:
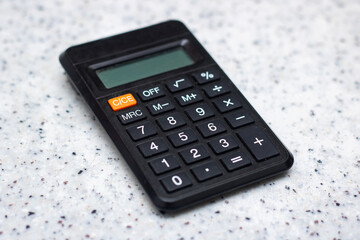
[224,110,254,128]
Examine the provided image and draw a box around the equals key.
[225,110,254,128]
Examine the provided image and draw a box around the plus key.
[237,126,279,161]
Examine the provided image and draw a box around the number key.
[196,119,226,138]
[137,138,168,157]
[179,144,210,164]
[156,113,186,131]
[208,134,239,154]
[168,128,198,147]
[148,155,180,175]
[160,172,192,192]
[126,121,157,141]
[185,103,214,122]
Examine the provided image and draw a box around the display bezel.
[88,39,202,91]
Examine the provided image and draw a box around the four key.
[137,138,168,157]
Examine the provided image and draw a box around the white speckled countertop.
[0,0,359,239]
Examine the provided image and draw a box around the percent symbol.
[201,71,214,80]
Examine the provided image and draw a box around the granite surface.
[0,0,359,239]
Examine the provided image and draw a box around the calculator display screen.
[96,47,195,88]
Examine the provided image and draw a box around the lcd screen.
[96,47,194,89]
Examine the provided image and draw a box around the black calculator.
[60,20,293,212]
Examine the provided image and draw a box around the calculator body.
[60,20,293,212]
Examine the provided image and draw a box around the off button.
[108,93,137,111]
[138,86,165,101]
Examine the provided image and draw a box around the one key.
[237,126,279,161]
[118,107,146,125]
[213,95,242,113]
[208,134,239,154]
[179,144,210,164]
[146,99,175,115]
[225,110,254,128]
[166,77,193,93]
[160,172,192,192]
[148,155,180,175]
[168,128,198,147]
[191,162,222,182]
[138,86,165,101]
[185,103,214,122]
[192,68,220,84]
[220,151,252,171]
[126,121,157,141]
[202,82,230,98]
[196,119,226,138]
[137,138,168,157]
[156,113,186,131]
[175,90,203,106]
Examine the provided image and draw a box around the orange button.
[108,93,137,111]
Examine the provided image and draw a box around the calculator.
[59,20,293,212]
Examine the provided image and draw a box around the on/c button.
[108,93,137,111]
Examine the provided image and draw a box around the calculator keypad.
[119,67,281,194]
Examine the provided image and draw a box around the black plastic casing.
[59,20,293,212]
